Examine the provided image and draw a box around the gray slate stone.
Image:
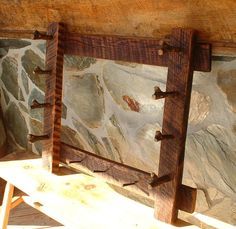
[2,88,10,105]
[0,114,6,149]
[19,102,28,114]
[62,103,67,120]
[0,48,8,58]
[1,57,20,99]
[21,70,29,95]
[0,39,31,49]
[0,39,31,58]
[61,125,85,150]
[72,119,105,157]
[185,124,236,199]
[64,56,96,71]
[28,88,45,122]
[217,69,236,113]
[37,42,46,54]
[103,62,164,113]
[4,102,28,148]
[22,50,45,92]
[29,118,43,154]
[65,73,104,128]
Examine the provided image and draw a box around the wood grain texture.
[0,178,6,205]
[0,0,235,55]
[0,182,14,229]
[65,33,211,72]
[42,22,65,173]
[0,157,198,229]
[177,185,197,214]
[60,142,195,214]
[154,29,195,224]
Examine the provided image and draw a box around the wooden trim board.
[154,28,196,224]
[0,0,235,55]
[42,22,65,173]
[64,33,211,72]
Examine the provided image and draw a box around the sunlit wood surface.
[3,202,64,229]
[0,152,200,229]
[0,0,235,55]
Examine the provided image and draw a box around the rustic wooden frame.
[29,22,212,225]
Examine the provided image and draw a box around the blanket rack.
[28,22,212,224]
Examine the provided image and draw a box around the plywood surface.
[0,0,235,55]
[0,156,199,229]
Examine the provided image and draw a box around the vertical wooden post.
[42,22,65,173]
[0,182,14,229]
[154,28,196,223]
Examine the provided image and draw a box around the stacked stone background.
[0,39,235,228]
[0,91,6,157]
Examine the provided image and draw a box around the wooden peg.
[152,86,178,100]
[155,131,173,142]
[27,134,50,143]
[33,30,53,40]
[122,181,138,187]
[30,100,52,109]
[148,173,173,189]
[33,66,52,75]
[68,156,87,164]
[93,167,111,173]
[157,39,181,56]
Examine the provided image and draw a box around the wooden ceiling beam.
[0,0,235,55]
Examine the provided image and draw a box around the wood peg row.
[30,100,52,109]
[148,173,173,189]
[155,131,174,142]
[27,134,50,143]
[33,30,53,40]
[33,66,52,75]
[152,86,178,100]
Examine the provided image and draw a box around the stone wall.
[0,54,7,158]
[0,39,235,227]
[0,93,7,158]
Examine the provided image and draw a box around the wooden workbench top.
[0,153,199,229]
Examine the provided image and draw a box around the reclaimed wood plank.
[154,28,196,224]
[64,33,211,72]
[0,0,235,55]
[42,22,65,173]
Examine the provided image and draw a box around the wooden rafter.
[0,0,235,55]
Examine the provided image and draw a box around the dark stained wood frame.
[42,23,65,173]
[29,22,212,225]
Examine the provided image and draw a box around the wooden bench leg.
[0,178,6,205]
[0,182,14,229]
